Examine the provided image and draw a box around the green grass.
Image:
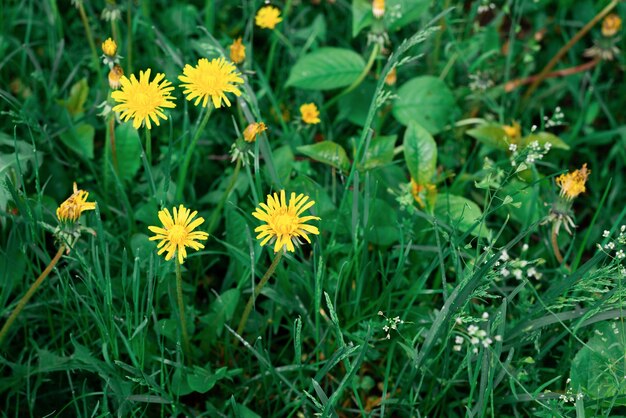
[2,0,626,416]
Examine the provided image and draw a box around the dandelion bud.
[230,37,246,64]
[108,64,123,90]
[372,0,385,18]
[602,14,622,37]
[102,37,117,57]
[243,122,267,143]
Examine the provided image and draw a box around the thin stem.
[323,43,380,110]
[145,127,152,165]
[265,31,280,86]
[235,251,284,340]
[127,0,132,73]
[204,0,214,34]
[551,223,564,265]
[505,58,600,92]
[77,2,100,72]
[175,260,191,361]
[175,106,213,202]
[109,115,118,173]
[206,158,242,235]
[521,0,618,104]
[0,245,65,346]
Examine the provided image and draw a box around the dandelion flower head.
[229,37,246,64]
[503,122,521,140]
[148,205,209,264]
[111,69,176,129]
[255,6,283,30]
[252,190,320,253]
[57,182,97,222]
[243,122,267,142]
[178,57,244,109]
[300,103,321,125]
[556,163,590,201]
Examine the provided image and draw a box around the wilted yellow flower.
[243,122,267,142]
[108,64,123,89]
[372,0,385,18]
[503,122,521,140]
[410,179,436,208]
[556,164,590,201]
[300,103,320,124]
[56,182,96,222]
[252,190,320,253]
[385,67,397,86]
[602,14,621,37]
[148,205,209,264]
[111,69,176,129]
[178,57,243,109]
[102,37,117,57]
[229,37,246,64]
[255,5,283,30]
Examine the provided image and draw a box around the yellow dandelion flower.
[503,122,521,140]
[255,5,283,30]
[372,0,385,18]
[252,190,321,253]
[602,14,621,37]
[102,37,117,57]
[111,69,176,129]
[300,103,320,125]
[229,37,246,64]
[108,64,123,90]
[243,122,267,142]
[178,57,244,109]
[148,205,209,264]
[556,163,590,201]
[56,182,96,222]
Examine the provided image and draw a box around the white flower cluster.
[477,2,496,13]
[509,139,551,168]
[484,245,544,281]
[597,225,626,260]
[378,311,405,340]
[558,378,583,403]
[453,314,502,354]
[469,72,494,92]
[544,106,565,128]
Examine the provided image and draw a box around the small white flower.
[482,338,492,347]
[501,268,510,277]
[467,325,479,335]
[482,312,489,319]
[453,344,462,351]
[499,250,509,261]
[512,269,523,280]
[605,242,616,250]
[472,347,478,354]
[509,143,517,152]
[522,244,529,252]
[455,317,463,325]
[378,311,384,316]
[455,336,463,344]
[617,249,625,259]
[477,330,487,338]
[603,230,610,238]
[621,225,626,232]
[494,335,502,342]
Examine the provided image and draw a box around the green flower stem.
[0,245,65,346]
[176,106,213,202]
[206,158,242,235]
[144,127,152,165]
[77,2,100,73]
[235,251,284,340]
[323,43,380,110]
[126,0,133,73]
[109,115,118,173]
[265,31,280,85]
[175,260,191,361]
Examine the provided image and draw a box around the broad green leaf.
[571,321,626,400]
[392,76,457,134]
[113,122,142,181]
[366,198,398,246]
[59,123,95,159]
[298,141,350,172]
[58,78,89,117]
[404,122,437,184]
[385,0,430,31]
[187,366,228,394]
[338,80,376,126]
[362,135,396,170]
[520,132,570,150]
[466,124,509,151]
[352,0,374,37]
[435,194,491,239]
[286,47,365,90]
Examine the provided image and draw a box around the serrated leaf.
[520,132,570,150]
[59,123,94,159]
[362,135,396,169]
[404,122,437,184]
[435,194,491,239]
[571,321,626,400]
[466,124,509,150]
[286,47,365,90]
[298,141,350,172]
[392,76,457,134]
